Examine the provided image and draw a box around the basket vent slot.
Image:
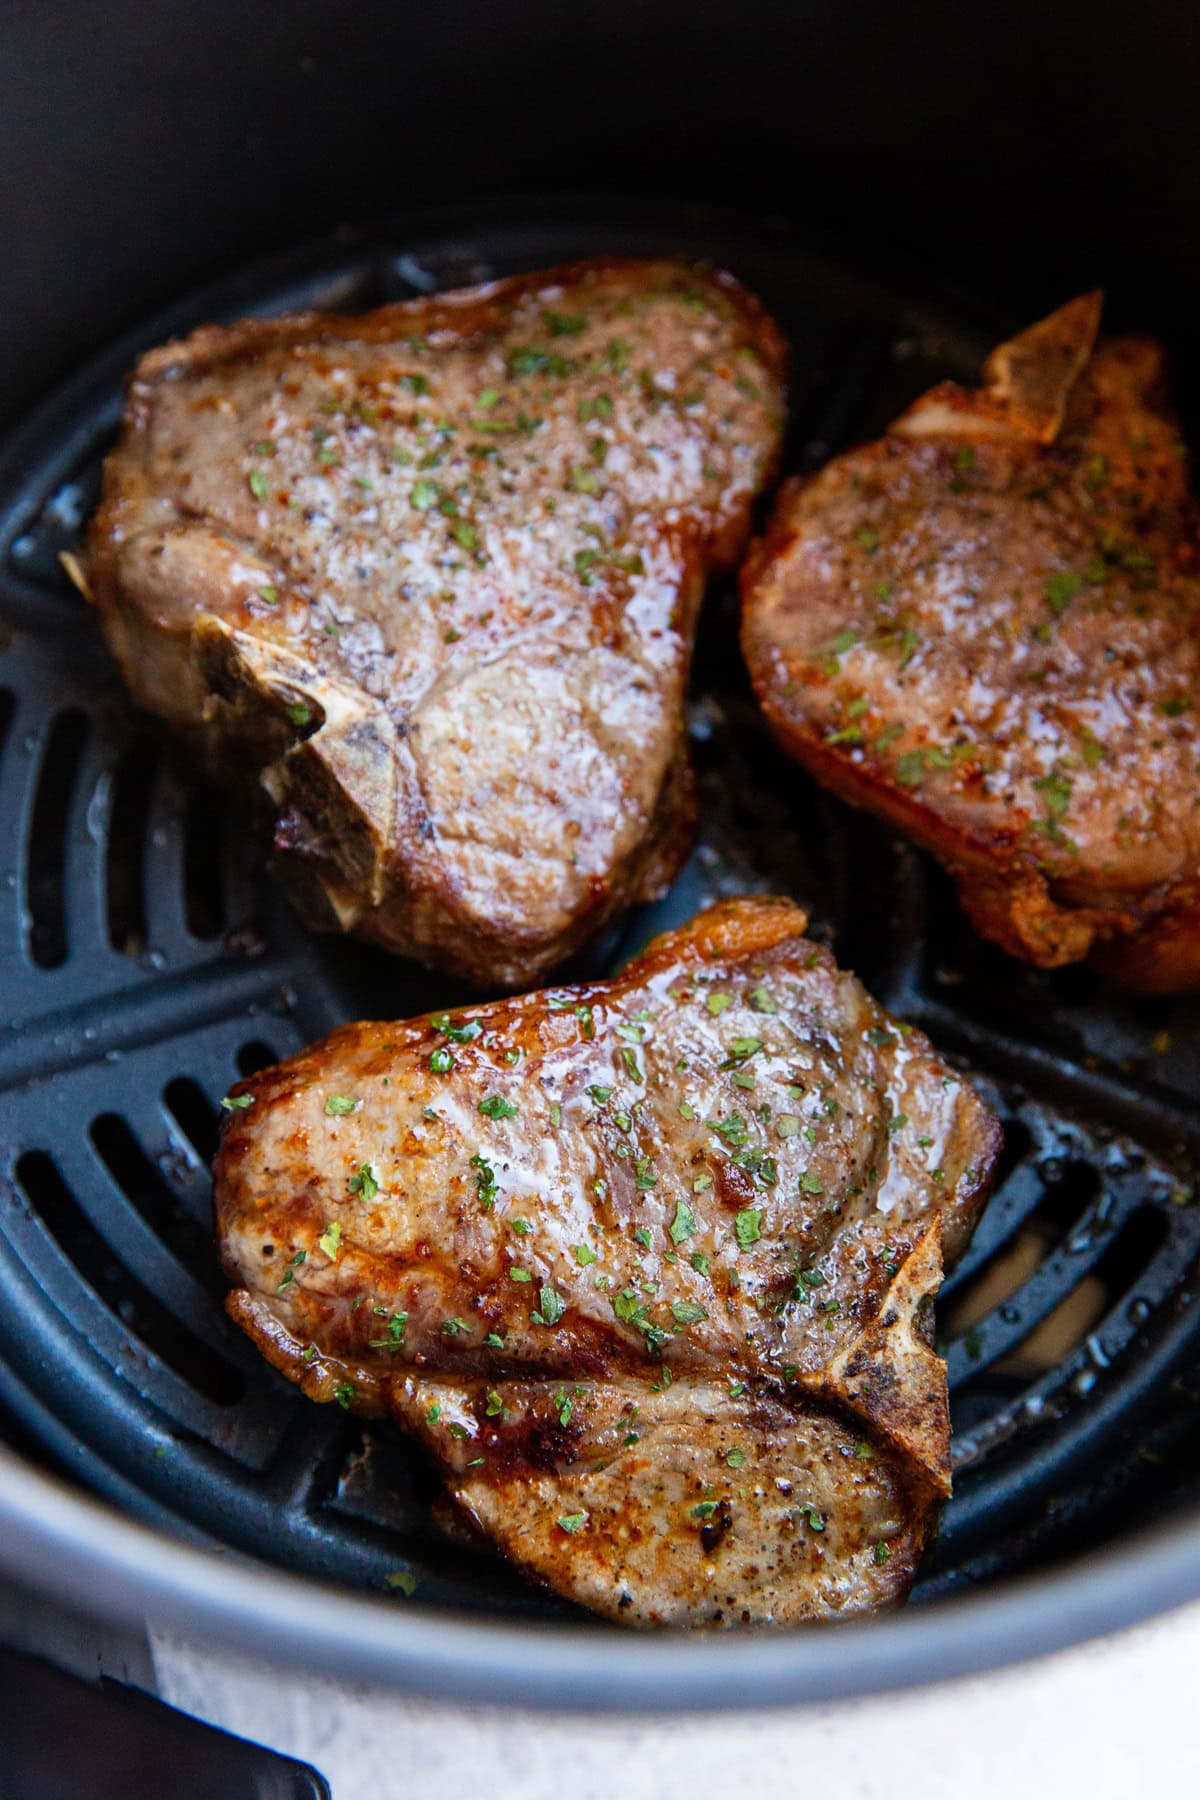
[183,779,227,939]
[236,1040,280,1077]
[105,732,159,956]
[26,708,87,968]
[163,1078,220,1167]
[14,1149,243,1405]
[89,1114,222,1296]
[946,1162,1100,1348]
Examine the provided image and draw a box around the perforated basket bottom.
[1,199,1198,1620]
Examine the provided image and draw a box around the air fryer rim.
[3,196,1200,1708]
[0,1444,1194,1709]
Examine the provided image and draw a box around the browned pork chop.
[742,294,1200,992]
[85,259,786,989]
[216,896,999,1627]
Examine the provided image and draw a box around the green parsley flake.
[705,992,733,1016]
[691,1251,711,1275]
[1033,771,1073,821]
[669,1199,696,1244]
[547,311,588,337]
[333,1381,356,1410]
[735,1208,763,1249]
[318,1220,343,1260]
[558,1512,588,1534]
[429,1046,455,1074]
[347,1163,379,1200]
[431,1013,483,1043]
[776,1114,801,1138]
[533,1285,565,1326]
[479,1095,518,1119]
[672,1300,708,1327]
[725,1446,748,1469]
[368,1311,407,1351]
[574,1244,598,1265]
[385,1570,418,1596]
[276,1249,306,1293]
[895,750,924,787]
[324,1094,358,1116]
[221,1093,253,1111]
[247,469,269,500]
[1044,570,1083,615]
[799,1170,824,1195]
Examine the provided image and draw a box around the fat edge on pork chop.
[85,258,787,990]
[742,292,1200,992]
[215,896,1001,1628]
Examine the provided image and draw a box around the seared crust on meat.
[86,259,786,989]
[742,294,1200,991]
[216,895,1000,1627]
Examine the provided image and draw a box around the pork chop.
[216,895,1000,1627]
[742,294,1200,991]
[85,259,787,989]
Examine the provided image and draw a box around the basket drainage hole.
[955,1204,1169,1391]
[106,732,160,956]
[26,709,88,968]
[163,1077,219,1166]
[945,1159,1100,1343]
[15,1149,243,1406]
[987,1116,1035,1192]
[236,1040,279,1077]
[89,1114,222,1294]
[183,779,227,939]
[0,689,13,766]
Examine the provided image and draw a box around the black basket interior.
[1,202,1198,1620]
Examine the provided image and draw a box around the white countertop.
[152,1594,1200,1797]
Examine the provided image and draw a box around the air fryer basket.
[1,197,1199,1707]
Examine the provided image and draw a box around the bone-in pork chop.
[742,294,1200,991]
[215,896,1000,1627]
[86,259,786,988]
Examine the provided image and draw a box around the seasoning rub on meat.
[743,294,1200,991]
[86,259,786,989]
[216,897,1000,1627]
